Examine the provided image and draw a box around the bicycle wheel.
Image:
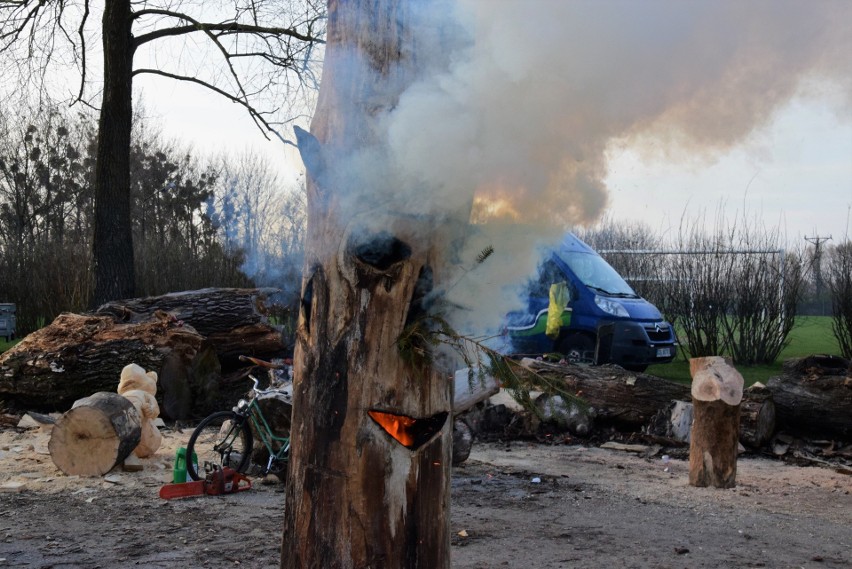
[186,411,253,481]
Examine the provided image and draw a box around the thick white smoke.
[388,0,851,223]
[377,0,852,335]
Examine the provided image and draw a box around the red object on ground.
[159,467,252,500]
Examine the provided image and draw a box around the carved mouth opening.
[368,410,448,450]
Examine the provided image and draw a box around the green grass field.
[647,315,843,386]
[0,338,17,353]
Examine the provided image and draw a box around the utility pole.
[806,235,832,315]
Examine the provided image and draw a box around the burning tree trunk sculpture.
[281,2,459,567]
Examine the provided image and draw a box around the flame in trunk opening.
[368,410,448,450]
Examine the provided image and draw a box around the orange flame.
[368,410,417,448]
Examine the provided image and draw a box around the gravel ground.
[1,426,850,568]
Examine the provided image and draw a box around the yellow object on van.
[546,282,569,339]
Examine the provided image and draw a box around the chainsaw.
[159,466,252,500]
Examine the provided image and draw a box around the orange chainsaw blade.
[159,480,207,500]
[158,467,253,500]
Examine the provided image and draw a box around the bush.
[826,241,852,358]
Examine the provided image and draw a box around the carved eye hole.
[351,231,411,271]
[369,410,448,450]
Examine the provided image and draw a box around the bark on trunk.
[48,391,141,476]
[0,312,205,410]
[92,0,135,307]
[94,288,286,363]
[766,355,852,440]
[281,2,454,567]
[739,384,776,448]
[688,357,743,488]
[520,358,691,429]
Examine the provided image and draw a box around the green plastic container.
[173,447,198,483]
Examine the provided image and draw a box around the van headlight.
[595,295,629,317]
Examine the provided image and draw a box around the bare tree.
[0,0,325,306]
[826,241,852,358]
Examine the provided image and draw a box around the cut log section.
[739,384,776,448]
[49,392,142,477]
[688,357,743,488]
[644,400,694,443]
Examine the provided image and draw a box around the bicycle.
[185,357,292,481]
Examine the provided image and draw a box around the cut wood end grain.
[690,356,743,406]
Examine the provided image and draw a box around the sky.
[136,0,852,250]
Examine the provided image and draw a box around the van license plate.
[656,347,672,358]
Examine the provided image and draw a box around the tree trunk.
[766,355,852,440]
[48,391,141,476]
[94,287,287,363]
[688,357,743,488]
[520,358,692,429]
[92,0,135,307]
[281,2,454,567]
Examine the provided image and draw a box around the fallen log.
[94,288,287,363]
[766,355,852,440]
[644,387,775,449]
[0,312,205,410]
[519,358,690,429]
[48,392,141,476]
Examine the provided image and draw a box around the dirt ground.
[1,422,850,569]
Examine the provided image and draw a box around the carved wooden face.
[293,123,452,457]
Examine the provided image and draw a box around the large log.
[766,355,852,440]
[48,392,142,476]
[94,288,287,363]
[0,312,205,410]
[520,358,691,429]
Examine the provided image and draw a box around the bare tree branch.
[132,8,325,48]
[132,67,296,147]
[72,0,90,107]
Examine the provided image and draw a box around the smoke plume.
[387,0,851,224]
[371,0,852,335]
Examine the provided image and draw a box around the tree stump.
[48,392,142,476]
[688,357,743,488]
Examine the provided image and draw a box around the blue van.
[0,303,16,342]
[500,233,676,371]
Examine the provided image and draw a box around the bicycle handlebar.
[247,374,280,396]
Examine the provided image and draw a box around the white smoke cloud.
[377,0,852,334]
[388,0,851,223]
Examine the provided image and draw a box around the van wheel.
[557,334,595,364]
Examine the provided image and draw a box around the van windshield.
[558,252,637,297]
